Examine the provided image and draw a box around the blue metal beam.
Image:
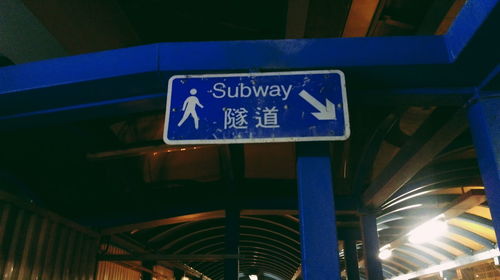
[467,97,500,244]
[360,214,384,280]
[296,142,340,280]
[156,36,449,71]
[445,0,500,59]
[0,1,497,129]
[479,65,500,92]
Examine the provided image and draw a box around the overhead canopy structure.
[0,0,500,280]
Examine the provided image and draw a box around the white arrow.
[299,90,337,120]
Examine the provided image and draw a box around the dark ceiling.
[13,0,461,58]
[118,0,289,42]
[0,0,486,279]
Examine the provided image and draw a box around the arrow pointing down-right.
[299,90,337,120]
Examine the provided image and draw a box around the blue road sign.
[163,70,349,144]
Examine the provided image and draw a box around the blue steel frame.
[1,1,500,280]
[296,142,340,280]
[468,97,500,245]
[0,0,499,129]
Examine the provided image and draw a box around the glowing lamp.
[408,219,448,244]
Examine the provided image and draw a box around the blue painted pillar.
[219,145,242,280]
[468,96,500,240]
[360,214,384,280]
[296,142,340,280]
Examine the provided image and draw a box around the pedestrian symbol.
[177,88,204,129]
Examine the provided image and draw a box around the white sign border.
[163,70,350,145]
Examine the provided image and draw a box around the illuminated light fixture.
[249,275,258,280]
[181,277,189,280]
[408,217,448,244]
[378,244,393,260]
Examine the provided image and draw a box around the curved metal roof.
[102,144,497,280]
[371,144,497,279]
[109,214,301,280]
[0,1,498,279]
[0,105,493,279]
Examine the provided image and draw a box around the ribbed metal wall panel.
[96,245,175,280]
[0,192,100,280]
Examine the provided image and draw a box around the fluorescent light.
[379,248,392,260]
[408,219,448,244]
[249,275,258,280]
[379,245,392,260]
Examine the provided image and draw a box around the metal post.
[220,144,242,280]
[225,207,240,280]
[344,238,360,280]
[467,96,500,239]
[360,214,384,280]
[296,142,340,280]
